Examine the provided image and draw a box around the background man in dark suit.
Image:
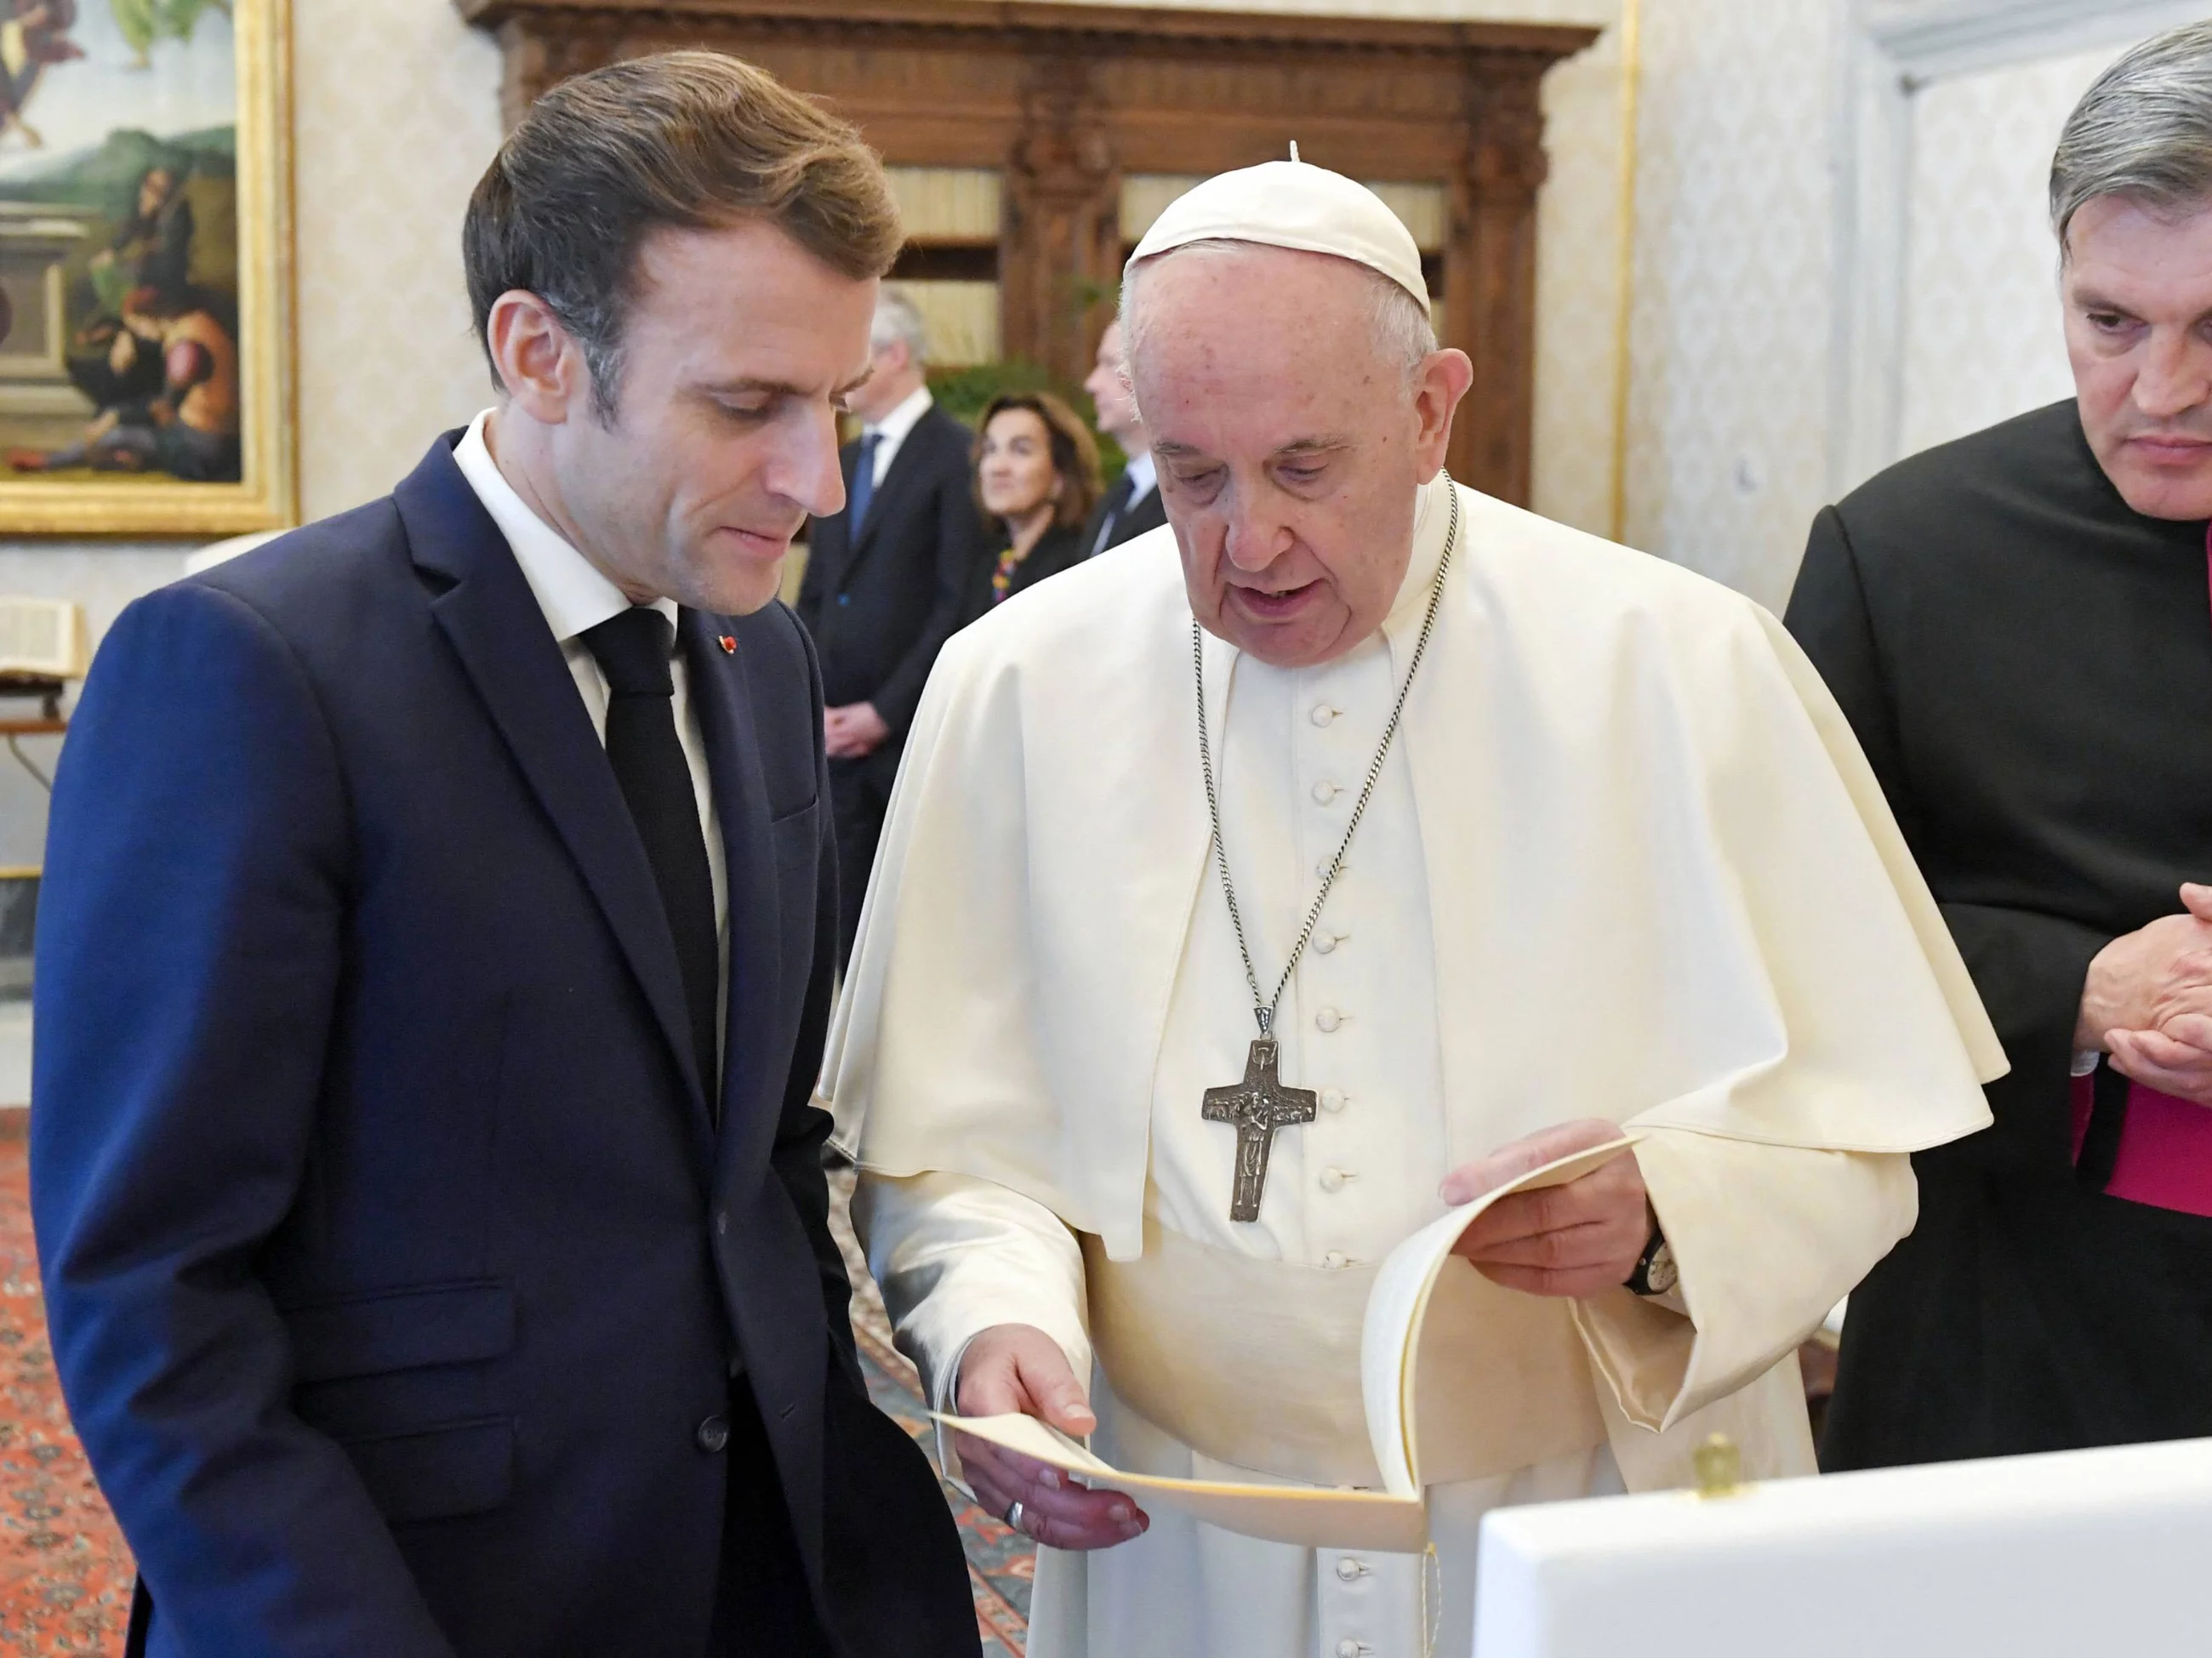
[1078,319,1166,558]
[31,51,972,1658]
[1787,22,2212,1473]
[795,288,989,966]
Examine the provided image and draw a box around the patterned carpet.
[0,1115,134,1653]
[0,1121,1028,1655]
[830,1165,1036,1655]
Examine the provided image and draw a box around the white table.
[1475,1435,2212,1657]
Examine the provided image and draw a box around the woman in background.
[970,390,1101,615]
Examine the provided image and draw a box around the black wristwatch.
[1624,1218,1677,1297]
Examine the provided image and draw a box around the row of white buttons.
[1300,703,1354,1282]
[1326,1551,1372,1658]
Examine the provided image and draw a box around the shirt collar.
[864,384,933,447]
[453,409,678,647]
[1122,449,1158,499]
[1383,473,1451,635]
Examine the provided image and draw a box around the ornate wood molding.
[457,0,1597,503]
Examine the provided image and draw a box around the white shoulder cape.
[825,480,2003,1262]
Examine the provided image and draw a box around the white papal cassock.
[827,475,2003,1658]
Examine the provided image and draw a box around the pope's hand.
[951,1324,1149,1552]
[1441,1119,1650,1297]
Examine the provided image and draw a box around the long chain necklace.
[1193,477,1461,1222]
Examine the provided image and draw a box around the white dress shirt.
[861,384,934,486]
[1121,448,1157,505]
[452,410,730,1038]
[1091,450,1158,557]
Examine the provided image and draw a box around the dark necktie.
[580,607,720,1108]
[849,432,881,538]
[1091,469,1137,557]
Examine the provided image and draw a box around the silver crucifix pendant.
[1201,1037,1320,1222]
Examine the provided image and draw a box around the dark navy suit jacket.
[30,437,970,1656]
[794,404,989,742]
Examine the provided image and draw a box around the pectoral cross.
[1201,1038,1318,1222]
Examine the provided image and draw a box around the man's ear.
[485,289,590,426]
[1412,347,1474,477]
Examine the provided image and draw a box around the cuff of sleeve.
[871,682,921,738]
[934,1334,981,1490]
[1583,1131,1917,1432]
[1572,1286,1696,1433]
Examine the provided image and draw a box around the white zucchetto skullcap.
[1126,157,1429,307]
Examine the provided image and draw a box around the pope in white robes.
[824,162,2004,1658]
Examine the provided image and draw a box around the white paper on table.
[938,1134,1642,1550]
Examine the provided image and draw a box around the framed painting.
[0,0,292,535]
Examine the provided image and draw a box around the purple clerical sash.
[2072,1071,2212,1219]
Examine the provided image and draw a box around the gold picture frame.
[0,0,294,536]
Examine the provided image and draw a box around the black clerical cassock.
[1787,397,2212,1470]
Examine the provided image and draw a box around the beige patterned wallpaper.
[1618,0,1839,611]
[1898,42,2124,460]
[292,0,507,520]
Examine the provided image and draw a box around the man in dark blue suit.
[29,51,974,1658]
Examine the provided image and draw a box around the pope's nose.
[1222,514,1292,571]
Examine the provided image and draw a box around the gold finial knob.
[1692,1432,1743,1499]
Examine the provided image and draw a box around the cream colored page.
[1361,1137,1641,1496]
[935,1135,1639,1549]
[934,1412,1429,1553]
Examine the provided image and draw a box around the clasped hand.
[2082,882,2212,1104]
[823,702,889,760]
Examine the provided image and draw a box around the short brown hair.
[972,391,1103,531]
[464,50,902,419]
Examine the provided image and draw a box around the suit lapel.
[842,410,941,574]
[818,442,860,585]
[397,437,713,1145]
[681,609,783,1171]
[1126,483,1169,543]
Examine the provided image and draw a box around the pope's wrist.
[1623,1211,1676,1297]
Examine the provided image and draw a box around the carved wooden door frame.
[457,0,1595,504]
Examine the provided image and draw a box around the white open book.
[938,1135,1638,1552]
[0,597,88,680]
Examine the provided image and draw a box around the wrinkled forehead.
[2062,193,2212,293]
[1123,244,1386,400]
[1126,245,1405,430]
[1124,241,1369,339]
